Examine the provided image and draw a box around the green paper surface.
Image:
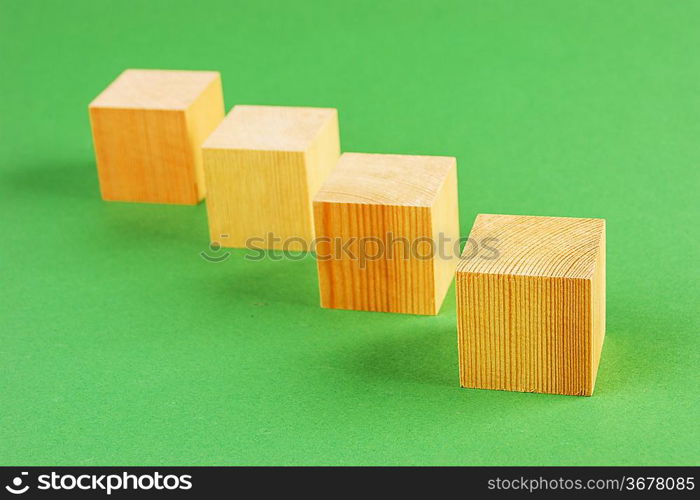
[1,0,698,465]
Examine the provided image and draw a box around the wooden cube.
[456,214,606,396]
[202,105,340,250]
[89,69,224,204]
[313,153,460,315]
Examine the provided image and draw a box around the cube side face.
[203,149,311,250]
[89,107,200,204]
[589,227,606,392]
[183,76,225,200]
[430,163,460,313]
[313,201,437,315]
[304,111,341,212]
[456,272,593,395]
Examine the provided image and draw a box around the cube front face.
[90,108,199,204]
[457,273,593,395]
[313,153,460,316]
[202,105,340,250]
[456,214,606,396]
[89,69,224,205]
[314,202,438,315]
[204,149,311,250]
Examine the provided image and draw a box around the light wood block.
[456,214,606,396]
[202,105,340,250]
[89,69,224,204]
[313,153,460,315]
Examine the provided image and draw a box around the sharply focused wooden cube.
[456,214,606,396]
[202,105,340,250]
[313,153,460,315]
[89,69,224,204]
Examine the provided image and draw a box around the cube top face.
[314,153,456,207]
[202,105,337,152]
[458,214,605,279]
[89,69,221,110]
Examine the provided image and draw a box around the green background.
[1,0,698,466]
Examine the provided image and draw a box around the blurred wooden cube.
[313,153,460,315]
[202,105,340,250]
[89,69,224,204]
[456,214,606,396]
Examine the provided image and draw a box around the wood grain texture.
[89,69,224,204]
[313,153,460,315]
[456,214,606,396]
[202,105,340,250]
